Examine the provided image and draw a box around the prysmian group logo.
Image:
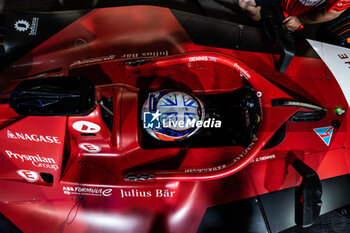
[143,110,221,129]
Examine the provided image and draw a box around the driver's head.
[141,90,205,141]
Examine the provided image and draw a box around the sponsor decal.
[14,20,30,32]
[73,121,101,133]
[17,170,39,182]
[7,130,16,139]
[314,126,334,146]
[338,53,350,69]
[78,143,101,153]
[120,189,175,198]
[233,63,251,79]
[7,130,61,144]
[233,136,258,163]
[14,18,39,35]
[29,17,39,36]
[299,0,325,6]
[185,164,226,173]
[70,55,116,67]
[308,40,350,105]
[250,154,276,163]
[189,56,208,62]
[257,91,263,120]
[121,50,169,58]
[335,107,346,116]
[63,186,112,197]
[188,56,217,62]
[5,150,58,171]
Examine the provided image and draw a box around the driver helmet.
[141,89,205,141]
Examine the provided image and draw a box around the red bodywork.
[0,6,349,233]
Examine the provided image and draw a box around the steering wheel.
[124,52,301,181]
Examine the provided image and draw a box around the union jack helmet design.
[141,90,205,141]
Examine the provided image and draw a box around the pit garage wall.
[197,174,350,233]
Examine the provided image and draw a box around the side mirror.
[9,76,96,116]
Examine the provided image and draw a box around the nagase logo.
[5,150,58,171]
[17,170,39,182]
[63,186,112,197]
[233,136,258,163]
[7,130,61,144]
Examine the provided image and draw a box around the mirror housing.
[9,76,96,116]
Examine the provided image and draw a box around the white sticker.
[73,121,101,133]
[78,143,101,153]
[307,39,350,106]
[7,130,61,144]
[70,55,116,67]
[6,150,59,171]
[14,18,39,35]
[14,20,30,32]
[63,186,112,197]
[17,170,39,182]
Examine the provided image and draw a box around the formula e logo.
[63,186,112,197]
[14,20,30,32]
[143,110,161,129]
[73,121,101,133]
[314,126,334,146]
[17,170,39,182]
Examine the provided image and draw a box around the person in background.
[238,0,350,31]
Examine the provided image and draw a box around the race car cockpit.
[6,51,326,184]
[140,87,261,148]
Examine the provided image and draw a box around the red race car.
[0,5,350,233]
